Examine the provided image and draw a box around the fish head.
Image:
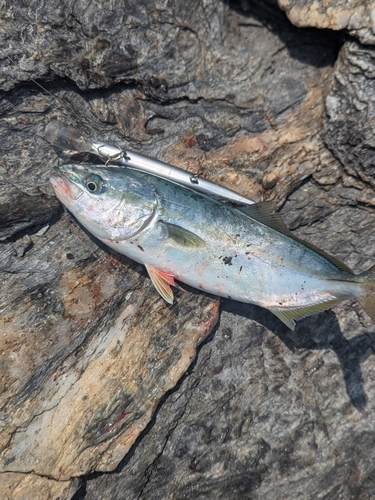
[50,164,157,241]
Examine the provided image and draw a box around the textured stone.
[1,1,375,499]
[325,41,375,194]
[0,473,78,500]
[277,0,375,45]
[0,244,219,479]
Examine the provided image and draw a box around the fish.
[50,163,375,330]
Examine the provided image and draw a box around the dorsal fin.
[236,201,353,275]
[236,201,291,234]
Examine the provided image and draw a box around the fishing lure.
[45,121,255,206]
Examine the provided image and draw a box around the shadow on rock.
[226,0,343,69]
[221,298,375,411]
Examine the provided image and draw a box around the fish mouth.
[50,174,83,202]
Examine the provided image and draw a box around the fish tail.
[357,264,375,322]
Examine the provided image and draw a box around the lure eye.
[84,175,104,194]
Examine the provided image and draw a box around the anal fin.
[145,264,177,304]
[270,298,344,330]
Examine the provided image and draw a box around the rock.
[0,186,59,241]
[84,303,375,499]
[277,0,375,45]
[325,41,375,193]
[1,1,375,499]
[0,472,79,500]
[1,245,219,479]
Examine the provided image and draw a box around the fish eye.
[84,174,104,194]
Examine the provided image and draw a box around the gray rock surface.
[277,0,375,45]
[1,1,375,499]
[325,41,375,198]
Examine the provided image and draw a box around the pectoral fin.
[270,297,344,330]
[160,222,206,248]
[145,264,177,304]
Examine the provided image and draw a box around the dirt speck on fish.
[50,164,375,330]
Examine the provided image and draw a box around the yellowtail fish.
[50,164,375,330]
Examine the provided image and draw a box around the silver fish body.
[50,164,375,329]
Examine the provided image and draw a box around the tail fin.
[357,264,375,322]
